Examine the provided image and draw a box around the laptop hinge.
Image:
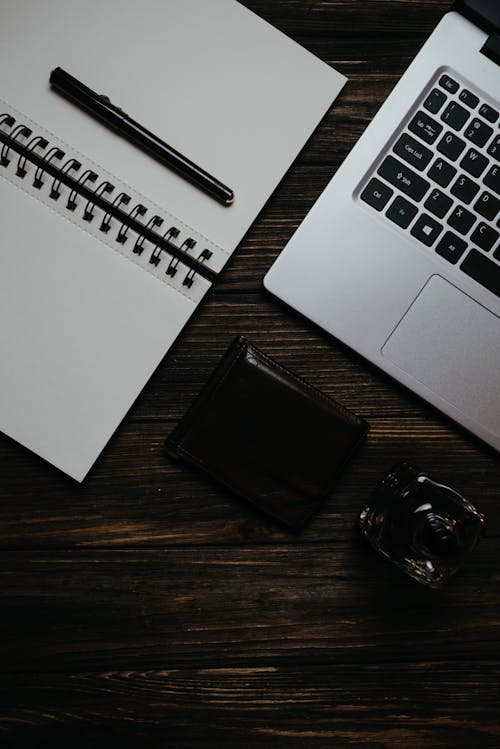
[453,0,500,35]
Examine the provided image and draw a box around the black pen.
[49,67,234,207]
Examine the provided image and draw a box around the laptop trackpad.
[382,275,500,436]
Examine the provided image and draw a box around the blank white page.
[0,180,203,480]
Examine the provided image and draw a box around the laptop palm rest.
[382,275,500,437]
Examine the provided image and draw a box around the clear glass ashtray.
[359,462,485,588]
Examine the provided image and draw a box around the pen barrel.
[50,68,126,130]
[50,67,234,206]
[116,118,234,205]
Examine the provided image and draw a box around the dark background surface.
[1,1,499,747]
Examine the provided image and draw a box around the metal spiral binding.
[165,238,196,277]
[83,180,114,221]
[67,169,98,211]
[0,112,214,287]
[133,215,164,255]
[100,191,130,233]
[116,202,147,244]
[1,123,31,166]
[151,227,181,267]
[50,158,81,200]
[17,135,48,178]
[183,249,213,288]
[34,146,64,189]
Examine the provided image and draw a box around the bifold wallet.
[166,336,369,529]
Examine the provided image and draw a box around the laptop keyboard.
[359,71,500,298]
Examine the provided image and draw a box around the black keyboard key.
[459,89,479,108]
[441,101,470,131]
[484,165,500,196]
[428,158,457,187]
[437,131,466,161]
[386,196,418,229]
[393,133,433,171]
[450,174,480,204]
[464,118,493,147]
[487,135,500,159]
[461,249,500,297]
[475,191,500,222]
[408,111,443,145]
[471,222,499,252]
[479,103,499,123]
[424,188,453,218]
[436,231,467,264]
[447,205,476,235]
[378,156,430,201]
[410,214,443,246]
[439,74,459,94]
[424,88,447,114]
[495,246,500,261]
[460,148,489,178]
[360,178,394,211]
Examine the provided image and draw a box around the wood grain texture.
[1,663,499,749]
[1,1,500,747]
[1,545,499,673]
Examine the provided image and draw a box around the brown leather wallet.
[166,336,369,529]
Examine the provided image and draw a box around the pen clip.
[99,94,127,117]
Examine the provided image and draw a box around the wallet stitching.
[209,337,248,401]
[248,344,366,427]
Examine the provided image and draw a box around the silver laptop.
[264,0,500,451]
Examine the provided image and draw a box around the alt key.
[435,230,468,264]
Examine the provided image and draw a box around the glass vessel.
[359,462,485,588]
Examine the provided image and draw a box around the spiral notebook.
[0,0,346,481]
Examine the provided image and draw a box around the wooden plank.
[1,546,499,673]
[1,662,499,749]
[242,0,450,37]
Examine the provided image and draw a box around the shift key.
[377,155,430,202]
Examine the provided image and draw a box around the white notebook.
[0,0,346,480]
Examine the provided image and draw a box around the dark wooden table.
[1,2,499,747]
